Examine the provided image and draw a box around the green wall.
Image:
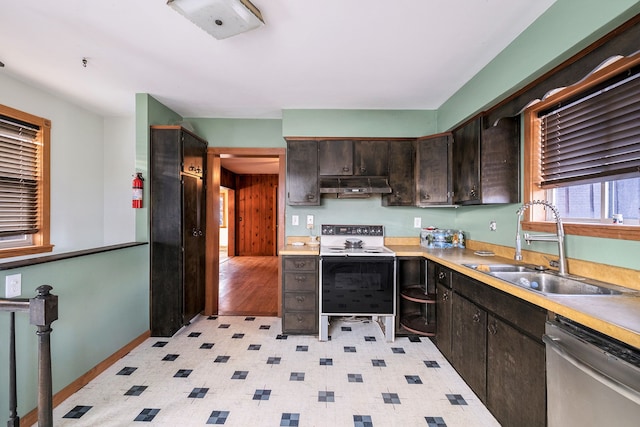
[188,117,284,148]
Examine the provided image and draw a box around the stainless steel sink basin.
[463,263,630,296]
[489,271,622,295]
[463,263,536,273]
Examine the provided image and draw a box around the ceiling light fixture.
[167,0,264,40]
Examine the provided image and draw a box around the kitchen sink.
[463,263,537,273]
[490,271,622,295]
[463,263,632,296]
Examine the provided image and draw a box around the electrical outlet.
[489,220,497,231]
[306,215,314,228]
[414,217,422,228]
[292,215,299,226]
[5,274,21,298]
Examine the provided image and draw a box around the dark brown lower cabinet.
[452,294,487,402]
[433,266,547,426]
[487,314,546,427]
[281,256,318,334]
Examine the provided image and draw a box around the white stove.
[319,224,395,256]
[319,224,396,343]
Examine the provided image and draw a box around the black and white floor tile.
[46,316,500,426]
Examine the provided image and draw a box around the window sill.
[0,245,55,259]
[522,222,640,241]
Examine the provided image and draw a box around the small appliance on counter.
[420,227,465,248]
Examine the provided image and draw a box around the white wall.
[0,73,136,254]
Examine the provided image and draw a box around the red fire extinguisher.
[132,172,144,208]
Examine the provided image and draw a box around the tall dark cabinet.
[150,126,207,337]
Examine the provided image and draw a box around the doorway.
[205,148,286,318]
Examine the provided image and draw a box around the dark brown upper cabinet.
[416,133,453,206]
[286,139,320,206]
[452,115,520,205]
[319,140,389,176]
[382,139,416,206]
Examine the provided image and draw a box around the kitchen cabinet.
[150,126,207,337]
[286,139,319,205]
[281,256,318,334]
[451,115,520,205]
[396,257,435,336]
[451,270,547,427]
[319,139,389,177]
[434,263,453,360]
[416,133,453,206]
[382,140,415,206]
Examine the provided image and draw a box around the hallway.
[218,256,278,317]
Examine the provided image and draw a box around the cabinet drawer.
[283,257,318,272]
[435,264,452,288]
[283,312,317,334]
[284,292,316,311]
[453,272,546,340]
[283,272,317,292]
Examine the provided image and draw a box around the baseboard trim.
[21,330,151,426]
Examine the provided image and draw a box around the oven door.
[320,256,396,315]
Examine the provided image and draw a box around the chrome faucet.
[515,200,567,276]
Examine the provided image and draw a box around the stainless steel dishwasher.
[544,317,640,426]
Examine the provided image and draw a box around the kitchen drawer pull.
[438,271,446,280]
[294,275,307,282]
[294,261,306,268]
[442,290,449,301]
[295,296,305,303]
[296,315,304,323]
[488,323,498,335]
[472,312,481,323]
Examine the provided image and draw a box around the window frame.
[0,104,53,258]
[523,53,640,242]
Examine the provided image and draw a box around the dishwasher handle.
[543,334,640,405]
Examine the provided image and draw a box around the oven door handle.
[543,334,640,405]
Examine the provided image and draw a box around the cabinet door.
[416,134,452,205]
[452,293,487,401]
[452,118,481,204]
[353,140,389,176]
[487,314,546,427]
[382,140,415,206]
[182,174,205,324]
[435,282,453,360]
[286,140,319,205]
[182,131,206,176]
[319,140,353,175]
[480,116,520,204]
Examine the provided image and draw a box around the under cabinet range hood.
[319,177,392,198]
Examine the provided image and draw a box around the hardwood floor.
[218,256,278,316]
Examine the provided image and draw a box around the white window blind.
[539,70,640,188]
[0,115,40,236]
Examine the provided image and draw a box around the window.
[0,104,52,257]
[524,53,640,240]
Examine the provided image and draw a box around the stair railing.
[1,285,58,427]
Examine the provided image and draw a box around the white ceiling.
[1,0,556,120]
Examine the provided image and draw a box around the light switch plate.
[292,215,299,226]
[5,274,21,298]
[414,217,422,228]
[306,215,314,227]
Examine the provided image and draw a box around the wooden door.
[236,174,278,256]
[286,140,319,205]
[353,140,389,176]
[452,118,481,204]
[452,293,487,402]
[487,314,546,427]
[319,140,353,175]
[182,174,205,324]
[416,134,452,205]
[382,140,415,206]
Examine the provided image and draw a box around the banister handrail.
[2,285,58,427]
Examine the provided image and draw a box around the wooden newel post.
[29,285,58,427]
